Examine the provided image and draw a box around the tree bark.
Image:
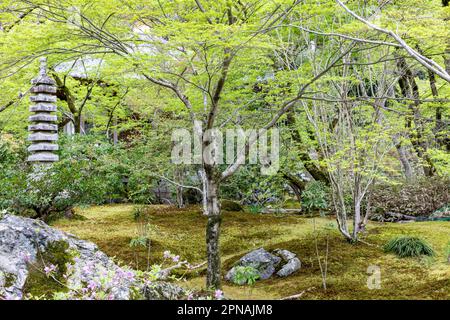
[283,172,306,203]
[175,168,185,208]
[396,55,435,176]
[392,134,413,180]
[285,112,330,184]
[204,176,222,289]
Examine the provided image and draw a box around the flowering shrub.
[0,247,224,300]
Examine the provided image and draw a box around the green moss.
[4,273,16,287]
[52,204,450,300]
[282,199,302,209]
[221,200,243,212]
[23,240,74,298]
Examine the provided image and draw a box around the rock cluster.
[225,248,301,284]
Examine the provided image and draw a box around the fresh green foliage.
[1,134,126,219]
[301,181,330,213]
[384,236,435,258]
[231,266,260,286]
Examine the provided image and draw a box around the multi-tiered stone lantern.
[27,57,59,163]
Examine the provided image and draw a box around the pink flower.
[214,289,223,300]
[125,270,135,281]
[20,252,32,263]
[187,293,194,300]
[172,255,180,263]
[87,280,98,291]
[163,251,172,259]
[44,264,57,276]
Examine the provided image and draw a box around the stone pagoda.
[27,57,59,163]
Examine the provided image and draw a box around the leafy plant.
[301,181,330,213]
[384,236,435,258]
[248,205,263,214]
[231,265,260,286]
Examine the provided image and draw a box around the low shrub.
[221,200,243,212]
[371,177,450,217]
[384,236,435,258]
[301,181,330,213]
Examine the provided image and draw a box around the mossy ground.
[52,204,450,300]
[23,241,73,298]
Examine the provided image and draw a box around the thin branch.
[336,0,450,83]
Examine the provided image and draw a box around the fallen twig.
[280,287,316,300]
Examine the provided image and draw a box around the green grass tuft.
[384,236,435,258]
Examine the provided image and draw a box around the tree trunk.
[285,112,330,184]
[198,169,208,215]
[283,172,306,203]
[396,55,435,176]
[330,178,352,241]
[175,168,185,208]
[204,176,222,289]
[353,199,362,240]
[392,134,413,181]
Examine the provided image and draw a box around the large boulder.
[225,248,281,283]
[0,214,184,300]
[225,248,301,284]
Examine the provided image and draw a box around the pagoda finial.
[39,57,48,77]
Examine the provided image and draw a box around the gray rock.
[429,209,450,219]
[225,248,281,283]
[0,214,129,299]
[273,249,297,261]
[0,214,183,300]
[143,281,186,300]
[226,248,301,283]
[276,257,301,277]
